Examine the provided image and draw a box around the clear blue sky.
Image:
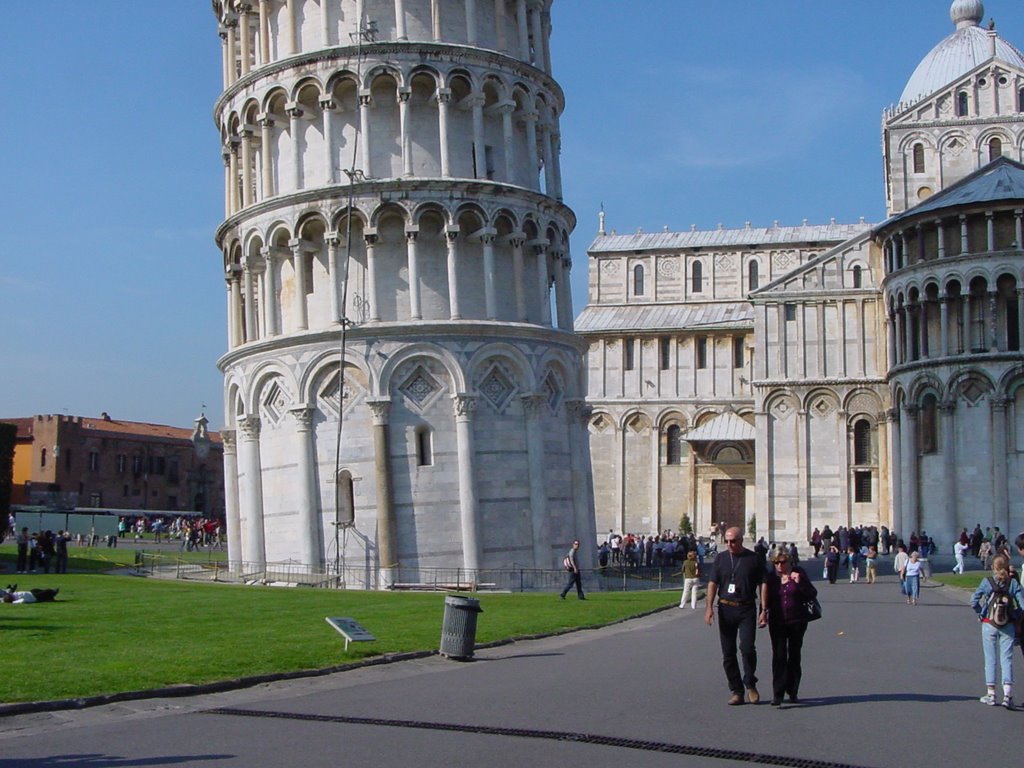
[2,1,1019,428]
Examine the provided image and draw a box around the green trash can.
[440,594,483,659]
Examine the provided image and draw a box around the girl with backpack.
[970,555,1023,709]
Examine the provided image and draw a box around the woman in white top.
[893,544,910,600]
[903,551,923,605]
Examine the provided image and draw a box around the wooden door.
[712,479,746,533]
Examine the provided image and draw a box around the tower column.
[516,0,529,60]
[939,400,957,542]
[261,246,280,336]
[522,394,551,568]
[406,229,422,319]
[887,409,903,536]
[554,252,573,329]
[529,3,545,69]
[540,118,555,194]
[480,231,497,319]
[238,5,252,76]
[289,238,309,331]
[240,128,254,207]
[242,257,259,341]
[437,89,452,178]
[225,18,238,86]
[258,114,274,198]
[359,92,372,176]
[286,103,304,191]
[258,0,271,64]
[452,394,482,573]
[509,234,527,321]
[470,94,486,178]
[523,111,539,189]
[991,396,1010,535]
[465,0,478,45]
[237,416,266,570]
[284,0,298,54]
[289,406,320,569]
[221,430,242,572]
[227,269,243,347]
[367,399,397,584]
[566,399,596,568]
[940,295,950,357]
[326,232,342,323]
[395,0,407,40]
[365,232,380,321]
[399,88,413,177]
[500,101,515,182]
[900,405,919,539]
[320,96,336,184]
[530,239,551,325]
[227,139,240,214]
[431,0,441,41]
[446,229,461,319]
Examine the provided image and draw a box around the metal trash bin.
[439,594,483,660]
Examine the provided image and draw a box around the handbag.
[804,596,823,622]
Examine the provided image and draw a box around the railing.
[134,553,688,592]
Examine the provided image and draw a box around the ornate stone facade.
[580,2,1024,548]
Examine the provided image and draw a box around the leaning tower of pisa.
[211,0,594,584]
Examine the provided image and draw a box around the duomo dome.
[899,0,1024,104]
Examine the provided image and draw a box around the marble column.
[243,257,260,341]
[510,235,527,321]
[237,415,266,570]
[289,239,309,331]
[227,269,243,347]
[500,101,515,182]
[225,18,238,86]
[359,92,372,176]
[399,88,413,177]
[481,232,497,319]
[465,0,478,45]
[261,246,279,336]
[529,3,544,69]
[365,233,380,322]
[367,399,397,584]
[406,230,422,319]
[452,394,481,573]
[284,0,298,54]
[286,103,304,191]
[532,241,551,325]
[446,229,461,319]
[221,429,243,572]
[901,405,919,539]
[991,396,1010,535]
[326,233,342,323]
[522,393,551,568]
[939,296,950,358]
[437,89,451,177]
[240,128,254,207]
[228,139,240,214]
[290,406,320,569]
[470,94,486,178]
[238,5,252,75]
[887,409,903,537]
[938,400,957,542]
[258,114,275,198]
[523,111,539,189]
[516,0,529,60]
[219,27,230,89]
[989,291,999,351]
[395,0,407,40]
[258,0,271,64]
[320,96,336,184]
[566,399,596,569]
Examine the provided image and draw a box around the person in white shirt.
[953,539,968,575]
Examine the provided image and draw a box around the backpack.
[986,578,1013,627]
[563,555,574,572]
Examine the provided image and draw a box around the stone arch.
[803,388,841,417]
[375,342,465,398]
[247,362,300,423]
[291,75,325,103]
[843,389,884,424]
[467,342,535,393]
[537,347,584,399]
[362,63,404,91]
[907,373,944,405]
[949,368,995,405]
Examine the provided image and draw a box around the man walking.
[559,540,585,600]
[704,526,766,705]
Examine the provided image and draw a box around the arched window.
[691,261,704,293]
[913,143,925,173]
[416,427,433,466]
[748,260,759,291]
[919,394,938,454]
[666,425,682,465]
[957,91,969,117]
[633,264,645,296]
[853,419,872,464]
[853,265,863,288]
[989,137,1003,162]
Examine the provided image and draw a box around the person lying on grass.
[2,584,60,604]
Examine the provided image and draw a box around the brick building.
[2,413,224,519]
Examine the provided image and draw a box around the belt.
[718,598,754,607]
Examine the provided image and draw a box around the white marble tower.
[211,0,594,584]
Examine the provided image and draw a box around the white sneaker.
[1001,697,1014,710]
[980,693,996,706]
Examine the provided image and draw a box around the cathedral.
[580,0,1024,549]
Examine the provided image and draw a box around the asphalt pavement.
[0,563,1016,768]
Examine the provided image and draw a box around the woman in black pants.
[762,553,818,706]
[824,545,840,584]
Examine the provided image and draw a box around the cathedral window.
[666,425,682,465]
[854,471,872,503]
[957,91,969,117]
[989,137,1002,162]
[659,337,671,370]
[919,394,938,454]
[691,261,704,293]
[748,260,759,291]
[696,337,708,369]
[853,419,872,464]
[633,264,645,296]
[912,143,925,173]
[415,427,433,466]
[732,337,744,368]
[853,265,863,288]
[624,337,635,371]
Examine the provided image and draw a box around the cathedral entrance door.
[711,479,746,533]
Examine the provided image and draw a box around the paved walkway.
[0,571,1016,768]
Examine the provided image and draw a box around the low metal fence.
[134,552,688,592]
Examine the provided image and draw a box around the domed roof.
[899,1,1024,105]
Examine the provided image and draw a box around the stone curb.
[0,603,676,719]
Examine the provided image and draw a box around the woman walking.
[824,545,840,585]
[970,555,1022,709]
[903,551,923,605]
[762,552,818,706]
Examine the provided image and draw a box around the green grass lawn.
[0,542,226,573]
[0,572,677,704]
[930,572,988,590]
